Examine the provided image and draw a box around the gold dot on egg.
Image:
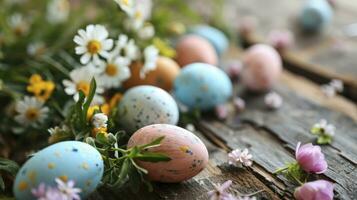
[18,181,28,191]
[81,162,89,170]
[48,163,56,169]
[28,171,37,183]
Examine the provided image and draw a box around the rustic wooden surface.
[224,0,357,101]
[89,45,357,199]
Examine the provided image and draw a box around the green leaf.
[82,78,97,123]
[0,176,4,191]
[128,164,142,193]
[135,152,171,162]
[130,158,148,174]
[75,91,86,127]
[0,158,19,175]
[139,136,165,150]
[317,135,332,145]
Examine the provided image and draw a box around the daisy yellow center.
[105,63,118,76]
[25,108,40,121]
[122,0,129,6]
[87,40,101,55]
[135,11,142,19]
[76,81,90,96]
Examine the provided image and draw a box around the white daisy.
[98,55,131,89]
[8,13,29,36]
[112,34,139,62]
[62,66,104,104]
[135,0,153,20]
[124,9,145,31]
[46,0,70,24]
[138,24,155,40]
[141,45,159,78]
[27,42,46,56]
[73,24,113,64]
[14,96,49,126]
[114,0,135,15]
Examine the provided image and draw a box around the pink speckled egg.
[175,35,218,67]
[127,124,209,182]
[241,44,282,91]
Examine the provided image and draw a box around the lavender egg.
[241,44,282,91]
[174,63,232,111]
[118,85,179,133]
[13,141,104,199]
[127,124,209,182]
[175,35,218,67]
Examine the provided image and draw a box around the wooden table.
[230,0,357,101]
[89,46,357,200]
[89,1,357,199]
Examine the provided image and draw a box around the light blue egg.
[13,141,103,199]
[174,63,232,110]
[300,0,333,32]
[188,25,229,56]
[118,85,179,133]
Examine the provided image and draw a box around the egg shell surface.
[188,25,229,56]
[13,141,104,199]
[174,63,232,110]
[118,85,179,133]
[127,124,209,182]
[241,44,282,91]
[175,35,218,67]
[300,0,333,32]
[123,57,180,91]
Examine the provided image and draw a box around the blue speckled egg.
[300,0,333,32]
[13,141,104,199]
[188,25,229,56]
[118,85,179,133]
[174,63,232,110]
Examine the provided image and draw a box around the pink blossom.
[233,97,245,112]
[264,92,283,109]
[228,148,253,167]
[215,105,228,120]
[207,180,237,200]
[295,142,328,174]
[268,30,295,50]
[294,180,334,200]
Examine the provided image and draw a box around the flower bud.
[295,142,328,174]
[294,180,334,200]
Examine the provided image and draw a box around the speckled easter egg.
[118,85,179,133]
[175,35,218,67]
[300,0,333,32]
[241,44,282,91]
[174,63,232,110]
[13,141,103,199]
[127,124,209,182]
[188,25,229,56]
[123,57,180,91]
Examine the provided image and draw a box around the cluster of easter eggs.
[300,0,333,32]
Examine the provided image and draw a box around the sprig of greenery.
[0,158,19,191]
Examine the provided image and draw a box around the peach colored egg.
[123,57,180,91]
[175,35,218,67]
[241,44,282,91]
[127,124,209,183]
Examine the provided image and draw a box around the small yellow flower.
[109,93,123,109]
[92,127,108,137]
[27,74,55,102]
[153,38,176,58]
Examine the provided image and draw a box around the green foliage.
[0,158,19,191]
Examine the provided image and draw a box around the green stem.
[291,173,304,185]
[273,166,289,174]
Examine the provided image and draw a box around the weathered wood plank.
[223,0,357,100]
[93,129,282,199]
